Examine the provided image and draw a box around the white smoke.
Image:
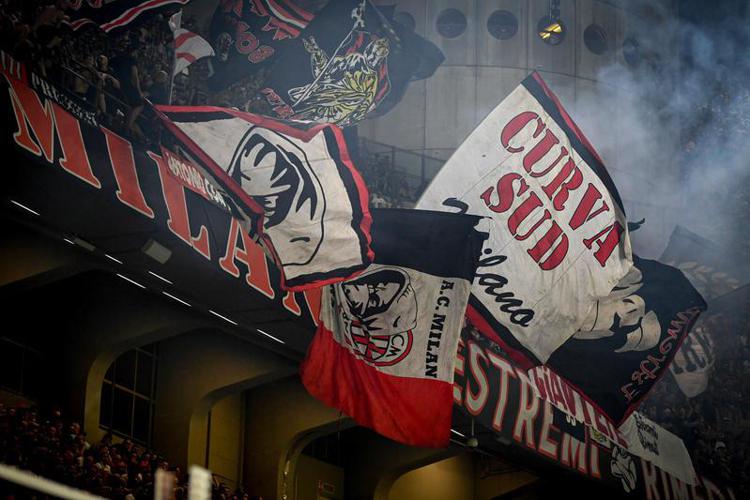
[568,2,750,266]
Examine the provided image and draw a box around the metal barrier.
[358,138,445,193]
[0,463,107,500]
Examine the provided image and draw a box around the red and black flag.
[206,0,321,91]
[155,105,373,291]
[544,256,707,425]
[63,0,189,32]
[260,0,442,127]
[301,208,483,447]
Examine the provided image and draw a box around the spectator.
[0,404,248,499]
[148,69,170,105]
[110,39,146,139]
[95,54,121,119]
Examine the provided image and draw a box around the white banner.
[619,412,698,485]
[418,73,632,362]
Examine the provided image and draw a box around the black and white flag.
[660,226,748,397]
[301,208,483,448]
[545,256,706,424]
[156,105,373,290]
[260,0,438,127]
[418,72,632,364]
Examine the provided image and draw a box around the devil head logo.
[610,447,638,493]
[228,127,325,267]
[574,266,661,353]
[337,267,418,366]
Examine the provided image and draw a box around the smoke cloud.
[568,1,750,267]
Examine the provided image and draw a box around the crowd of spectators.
[357,150,421,209]
[0,0,178,141]
[640,313,750,496]
[0,0,421,207]
[0,404,249,499]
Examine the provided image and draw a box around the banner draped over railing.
[454,326,734,499]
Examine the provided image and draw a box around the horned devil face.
[340,268,418,337]
[574,267,661,353]
[611,447,637,493]
[229,127,325,266]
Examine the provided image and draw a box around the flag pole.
[168,10,183,104]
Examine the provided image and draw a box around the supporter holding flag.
[155,105,373,291]
[301,208,483,447]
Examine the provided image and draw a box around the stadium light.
[142,238,172,264]
[116,273,146,289]
[149,271,173,284]
[538,20,564,44]
[209,309,238,326]
[104,254,123,264]
[72,237,96,252]
[9,199,40,216]
[162,291,191,307]
[256,328,285,344]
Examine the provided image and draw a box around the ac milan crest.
[336,267,416,366]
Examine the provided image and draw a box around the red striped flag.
[173,28,215,76]
[64,0,189,33]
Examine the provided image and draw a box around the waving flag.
[207,0,319,90]
[170,9,213,77]
[172,27,214,76]
[155,105,373,290]
[418,72,632,364]
[545,256,706,424]
[64,0,189,32]
[260,0,440,127]
[301,208,483,447]
[660,226,748,397]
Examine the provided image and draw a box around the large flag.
[545,256,706,424]
[155,105,373,290]
[417,72,632,363]
[64,0,189,32]
[300,208,483,447]
[206,0,320,90]
[660,226,748,397]
[260,0,440,127]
